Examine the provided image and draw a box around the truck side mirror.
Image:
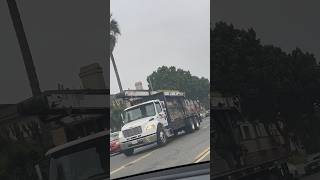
[35,164,43,180]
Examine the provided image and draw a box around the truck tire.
[173,129,179,136]
[185,118,195,133]
[157,126,167,146]
[123,148,134,156]
[194,118,200,130]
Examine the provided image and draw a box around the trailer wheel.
[157,126,167,146]
[194,118,200,130]
[185,118,195,133]
[123,148,134,156]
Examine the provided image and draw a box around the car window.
[110,0,210,179]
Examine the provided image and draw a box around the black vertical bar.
[6,0,41,96]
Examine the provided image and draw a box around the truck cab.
[119,100,169,156]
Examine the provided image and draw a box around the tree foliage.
[110,104,125,132]
[110,14,121,53]
[212,21,320,153]
[147,66,210,108]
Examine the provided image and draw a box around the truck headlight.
[146,124,156,131]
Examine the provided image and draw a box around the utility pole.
[7,0,41,96]
[6,0,52,149]
[148,76,154,91]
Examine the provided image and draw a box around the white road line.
[111,152,153,175]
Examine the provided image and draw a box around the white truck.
[118,91,203,156]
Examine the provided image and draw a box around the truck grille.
[123,126,142,138]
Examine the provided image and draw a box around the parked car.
[205,110,210,117]
[304,153,320,175]
[110,131,121,154]
[200,111,206,119]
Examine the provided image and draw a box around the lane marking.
[193,147,210,163]
[111,152,152,175]
[195,150,210,163]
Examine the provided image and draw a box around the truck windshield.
[49,147,106,180]
[123,103,156,123]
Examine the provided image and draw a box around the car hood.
[122,116,155,130]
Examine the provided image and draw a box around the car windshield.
[110,0,210,179]
[49,147,106,180]
[123,102,156,123]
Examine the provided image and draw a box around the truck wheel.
[185,118,195,133]
[123,148,134,156]
[157,126,167,146]
[173,129,179,136]
[194,118,200,130]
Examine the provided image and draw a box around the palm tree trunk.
[111,53,123,93]
[7,0,41,96]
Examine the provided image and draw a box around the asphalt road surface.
[110,117,210,179]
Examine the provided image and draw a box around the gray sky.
[212,0,320,61]
[0,0,107,104]
[110,0,210,94]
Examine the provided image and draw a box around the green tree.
[212,21,320,154]
[147,66,210,108]
[110,104,125,132]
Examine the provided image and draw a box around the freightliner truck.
[118,91,203,156]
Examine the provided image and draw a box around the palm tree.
[7,0,41,96]
[110,14,123,93]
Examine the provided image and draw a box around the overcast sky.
[0,0,107,104]
[110,0,210,94]
[212,0,320,61]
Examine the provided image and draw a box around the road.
[110,116,210,179]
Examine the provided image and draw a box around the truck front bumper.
[120,133,157,150]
